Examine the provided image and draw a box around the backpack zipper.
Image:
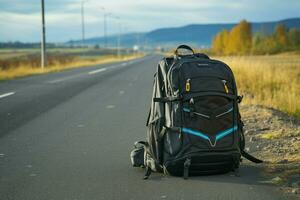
[193,111,210,119]
[215,107,233,118]
[183,107,210,119]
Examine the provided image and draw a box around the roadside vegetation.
[210,20,300,193]
[212,20,300,55]
[0,48,143,80]
[208,20,300,118]
[214,54,300,118]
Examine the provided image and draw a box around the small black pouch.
[130,141,146,167]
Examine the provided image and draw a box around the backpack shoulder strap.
[241,150,263,163]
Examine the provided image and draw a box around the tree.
[212,32,222,54]
[239,20,252,54]
[211,20,300,55]
[212,20,253,55]
[212,29,229,54]
[288,28,300,47]
[227,20,252,55]
[252,32,264,54]
[274,24,288,48]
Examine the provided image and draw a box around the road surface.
[0,55,297,200]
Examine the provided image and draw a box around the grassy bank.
[213,54,300,118]
[0,49,143,80]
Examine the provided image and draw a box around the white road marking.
[46,56,148,84]
[47,79,66,84]
[47,73,85,84]
[106,105,115,109]
[0,92,15,99]
[119,90,125,95]
[29,173,37,177]
[88,68,107,75]
[109,64,123,69]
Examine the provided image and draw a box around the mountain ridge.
[69,17,300,48]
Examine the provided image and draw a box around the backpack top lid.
[174,45,194,56]
[174,44,209,59]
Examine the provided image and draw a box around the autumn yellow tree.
[211,20,300,55]
[212,32,222,54]
[212,20,252,55]
[227,20,252,55]
[212,29,229,54]
[274,24,288,47]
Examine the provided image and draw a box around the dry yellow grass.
[0,54,143,81]
[214,54,300,118]
[260,130,300,140]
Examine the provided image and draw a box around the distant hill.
[68,18,300,48]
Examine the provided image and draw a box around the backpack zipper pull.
[189,98,194,104]
[185,79,191,92]
[222,80,229,94]
[189,98,195,118]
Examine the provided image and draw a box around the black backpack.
[131,45,262,179]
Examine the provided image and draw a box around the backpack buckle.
[237,95,243,103]
[183,158,191,179]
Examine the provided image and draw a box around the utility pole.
[116,18,121,58]
[41,0,46,69]
[103,12,112,48]
[117,25,121,57]
[104,13,107,48]
[81,0,85,47]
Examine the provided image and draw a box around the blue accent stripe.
[181,126,238,146]
[183,108,190,112]
[182,127,210,140]
[216,126,238,141]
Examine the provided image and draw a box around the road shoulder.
[241,105,300,196]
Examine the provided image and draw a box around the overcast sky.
[0,0,300,42]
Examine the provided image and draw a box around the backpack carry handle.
[174,45,194,56]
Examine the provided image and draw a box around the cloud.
[0,0,299,42]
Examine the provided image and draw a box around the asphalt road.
[0,55,297,200]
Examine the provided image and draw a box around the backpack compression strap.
[134,141,153,180]
[183,158,191,180]
[241,150,263,163]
